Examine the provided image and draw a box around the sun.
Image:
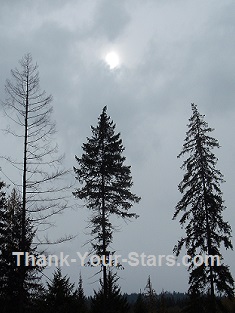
[105,51,120,69]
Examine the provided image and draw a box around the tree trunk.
[197,130,215,309]
[102,171,107,312]
[19,74,29,313]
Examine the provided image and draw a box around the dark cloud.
[91,0,130,40]
[0,0,234,296]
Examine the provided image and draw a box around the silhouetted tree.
[144,276,157,313]
[159,290,167,313]
[91,270,129,313]
[45,267,76,313]
[0,186,41,312]
[75,272,88,313]
[2,53,70,239]
[2,53,71,312]
[73,106,140,311]
[173,103,234,312]
[133,293,147,313]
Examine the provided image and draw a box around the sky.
[0,0,235,296]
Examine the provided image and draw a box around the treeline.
[0,54,234,313]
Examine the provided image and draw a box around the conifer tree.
[75,272,88,313]
[144,276,157,313]
[133,293,147,313]
[0,181,9,311]
[159,290,167,313]
[173,103,234,311]
[91,270,130,313]
[0,186,41,312]
[46,267,76,313]
[73,106,140,310]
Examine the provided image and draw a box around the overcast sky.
[0,0,234,296]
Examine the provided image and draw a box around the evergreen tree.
[0,186,41,312]
[91,270,130,313]
[73,106,140,310]
[159,290,167,313]
[45,267,76,313]
[0,181,9,311]
[173,103,234,311]
[133,293,147,313]
[144,276,157,313]
[75,272,88,313]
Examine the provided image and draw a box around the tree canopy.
[173,103,234,311]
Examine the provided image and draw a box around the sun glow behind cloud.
[105,51,120,69]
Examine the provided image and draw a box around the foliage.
[144,276,157,313]
[173,104,234,310]
[133,293,147,313]
[45,267,76,313]
[91,270,130,313]
[0,185,41,312]
[73,106,140,301]
[74,272,89,313]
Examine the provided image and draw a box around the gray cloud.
[91,0,130,40]
[0,0,234,296]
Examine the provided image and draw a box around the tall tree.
[173,103,234,311]
[73,106,140,311]
[1,54,71,311]
[2,53,70,238]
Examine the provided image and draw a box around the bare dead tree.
[1,53,72,244]
[1,53,73,312]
